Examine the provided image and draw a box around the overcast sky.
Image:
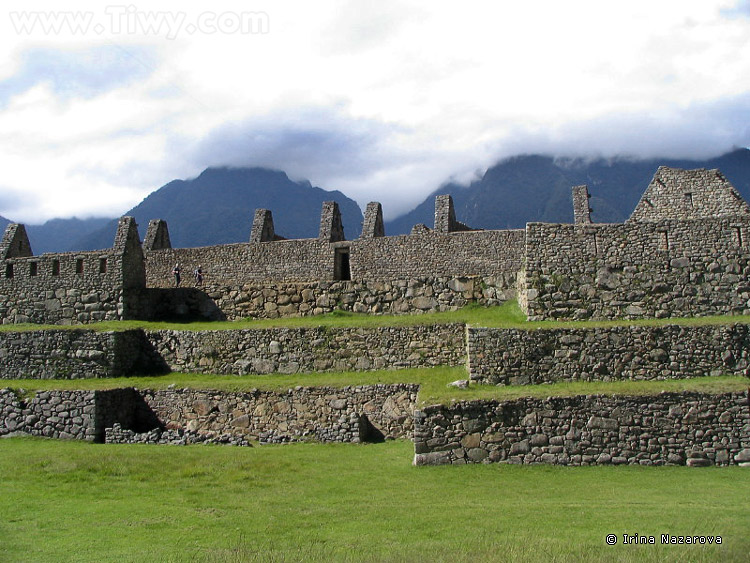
[1,0,749,223]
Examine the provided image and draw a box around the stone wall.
[468,324,750,385]
[629,167,750,222]
[0,388,142,442]
[522,217,750,320]
[0,323,465,379]
[145,239,335,286]
[7,320,750,382]
[0,217,146,325]
[143,230,524,286]
[0,384,419,445]
[0,250,128,324]
[413,391,750,466]
[0,329,162,379]
[138,275,515,321]
[349,230,525,281]
[145,324,466,375]
[126,384,419,444]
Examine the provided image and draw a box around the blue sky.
[1,0,749,223]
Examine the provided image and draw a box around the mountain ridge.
[384,149,750,234]
[73,167,365,250]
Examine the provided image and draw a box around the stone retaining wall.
[0,388,141,442]
[146,324,466,375]
[7,321,750,382]
[468,324,750,385]
[413,391,750,466]
[0,329,161,379]
[0,384,419,445]
[122,384,419,444]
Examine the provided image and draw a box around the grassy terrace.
[3,370,748,406]
[2,300,750,332]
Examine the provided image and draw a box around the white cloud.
[0,0,748,222]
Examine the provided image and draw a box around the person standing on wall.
[172,264,181,287]
[194,265,203,287]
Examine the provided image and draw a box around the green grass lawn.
[0,438,747,562]
[3,299,750,332]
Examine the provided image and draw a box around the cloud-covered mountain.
[73,167,364,250]
[385,149,750,234]
[9,149,750,252]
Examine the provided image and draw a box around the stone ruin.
[0,165,749,466]
[0,165,748,325]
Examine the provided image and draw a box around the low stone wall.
[139,276,516,321]
[124,384,419,444]
[468,324,750,385]
[0,388,140,442]
[146,324,466,375]
[2,384,418,445]
[413,391,750,466]
[0,330,161,379]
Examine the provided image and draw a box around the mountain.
[75,167,364,250]
[22,217,113,254]
[385,149,750,234]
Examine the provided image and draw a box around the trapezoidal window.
[99,258,107,273]
[334,247,351,281]
[76,258,84,274]
[29,262,37,276]
[52,260,60,276]
[5,263,13,278]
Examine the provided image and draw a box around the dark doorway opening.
[335,247,351,281]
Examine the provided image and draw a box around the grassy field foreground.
[0,438,748,562]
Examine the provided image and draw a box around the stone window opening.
[5,263,13,279]
[684,192,693,207]
[76,259,84,275]
[99,258,107,274]
[52,260,60,276]
[334,247,351,281]
[29,262,37,276]
[735,227,744,247]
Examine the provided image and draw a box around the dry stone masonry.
[0,329,159,379]
[468,324,750,385]
[146,324,466,375]
[1,384,418,445]
[0,388,144,442]
[414,392,750,466]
